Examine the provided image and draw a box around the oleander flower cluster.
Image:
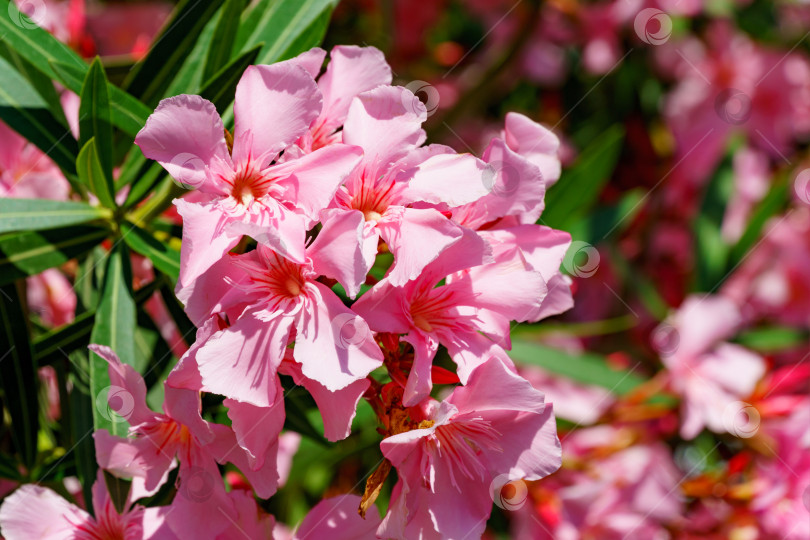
[0,45,569,539]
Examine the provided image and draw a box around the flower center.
[425,417,502,490]
[225,162,279,207]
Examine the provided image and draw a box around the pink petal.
[135,94,230,189]
[317,45,392,134]
[0,485,89,539]
[173,198,241,297]
[293,283,383,391]
[232,63,322,165]
[225,203,308,264]
[294,494,381,540]
[460,262,548,323]
[349,278,413,334]
[279,47,326,78]
[401,151,492,207]
[479,138,546,223]
[379,206,465,286]
[208,424,280,499]
[93,430,175,495]
[342,85,426,166]
[162,387,213,445]
[280,360,370,442]
[88,344,153,426]
[195,308,293,407]
[273,143,363,221]
[503,112,561,185]
[308,208,377,298]
[167,461,232,538]
[401,331,440,406]
[224,379,285,470]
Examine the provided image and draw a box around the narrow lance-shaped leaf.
[78,59,114,198]
[543,125,625,230]
[120,221,181,282]
[199,45,262,115]
[0,41,68,126]
[122,0,225,106]
[0,198,110,234]
[203,0,246,81]
[50,61,152,138]
[238,0,337,64]
[0,282,39,468]
[0,225,109,286]
[77,139,116,209]
[0,55,78,175]
[89,243,138,437]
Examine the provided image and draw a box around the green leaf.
[199,45,262,115]
[78,59,114,190]
[568,188,645,244]
[694,161,734,292]
[0,41,67,126]
[77,139,116,209]
[122,0,225,106]
[729,173,790,268]
[50,61,152,138]
[89,244,137,437]
[0,199,109,234]
[0,225,109,286]
[509,339,646,395]
[735,326,809,353]
[203,0,246,81]
[120,221,181,282]
[68,351,98,511]
[0,55,78,174]
[0,0,87,80]
[122,162,166,209]
[0,282,40,468]
[35,279,162,366]
[200,47,259,114]
[542,125,625,230]
[239,0,337,65]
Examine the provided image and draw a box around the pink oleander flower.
[656,295,766,439]
[0,470,149,540]
[752,403,810,540]
[721,146,770,243]
[169,240,382,399]
[169,316,371,463]
[722,208,810,328]
[143,488,275,539]
[287,45,392,153]
[89,345,278,538]
[277,494,382,540]
[317,84,490,296]
[514,426,683,540]
[378,356,561,539]
[658,21,810,201]
[135,59,363,290]
[0,121,70,200]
